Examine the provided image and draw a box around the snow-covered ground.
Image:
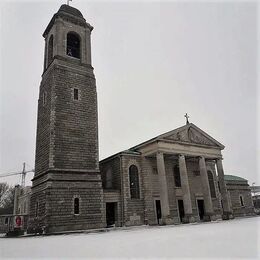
[0,217,259,259]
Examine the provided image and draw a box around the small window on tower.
[74,197,80,215]
[73,88,79,100]
[43,91,47,106]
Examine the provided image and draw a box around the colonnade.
[156,152,232,224]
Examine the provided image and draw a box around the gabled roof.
[130,123,225,151]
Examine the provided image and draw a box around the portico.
[132,123,233,223]
[100,122,234,228]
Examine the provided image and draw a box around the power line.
[0,163,34,186]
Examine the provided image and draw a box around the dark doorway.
[197,199,205,220]
[155,200,162,224]
[178,200,185,223]
[106,202,116,227]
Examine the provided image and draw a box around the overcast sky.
[0,0,259,186]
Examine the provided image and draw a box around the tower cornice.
[43,5,93,38]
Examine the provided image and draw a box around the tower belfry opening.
[67,32,80,58]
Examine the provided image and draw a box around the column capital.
[178,154,185,159]
[156,151,164,157]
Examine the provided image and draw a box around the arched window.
[129,165,140,199]
[74,197,80,214]
[47,35,53,65]
[207,171,216,198]
[67,32,80,59]
[174,165,181,187]
[105,168,113,189]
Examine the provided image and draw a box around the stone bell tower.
[29,4,104,233]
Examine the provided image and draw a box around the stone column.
[216,159,233,220]
[178,155,194,223]
[199,156,214,221]
[156,152,172,225]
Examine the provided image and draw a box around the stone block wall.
[51,65,99,171]
[226,182,254,217]
[140,157,157,225]
[29,171,105,233]
[34,69,54,176]
[100,156,121,190]
[121,155,145,226]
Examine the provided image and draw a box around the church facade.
[28,5,254,234]
[100,123,236,227]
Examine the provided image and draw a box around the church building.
[28,4,254,234]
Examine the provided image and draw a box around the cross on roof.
[184,113,190,124]
[67,0,72,6]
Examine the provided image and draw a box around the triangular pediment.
[158,123,224,148]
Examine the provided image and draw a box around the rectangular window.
[74,198,80,214]
[73,88,79,100]
[240,195,244,207]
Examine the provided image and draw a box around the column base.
[203,215,211,222]
[203,212,214,222]
[182,215,196,224]
[161,216,174,225]
[222,212,234,220]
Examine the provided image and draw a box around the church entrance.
[155,200,162,224]
[106,202,116,227]
[178,200,185,223]
[197,199,205,220]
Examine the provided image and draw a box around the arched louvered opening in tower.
[67,32,81,59]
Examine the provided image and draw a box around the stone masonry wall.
[52,65,98,171]
[121,155,145,226]
[227,182,254,217]
[100,156,121,190]
[34,69,54,176]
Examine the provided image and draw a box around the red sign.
[15,216,22,227]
